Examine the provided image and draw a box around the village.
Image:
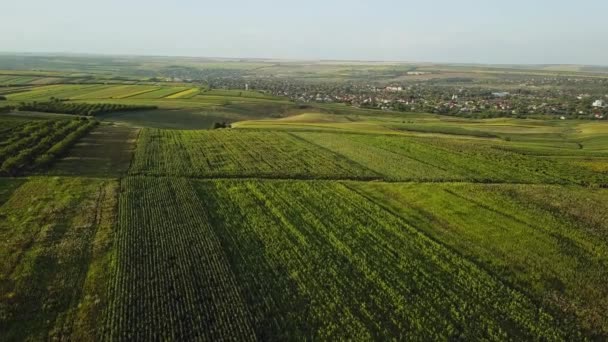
[168,66,608,120]
[264,81,608,120]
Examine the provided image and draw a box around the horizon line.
[1,50,608,68]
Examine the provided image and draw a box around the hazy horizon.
[2,0,607,65]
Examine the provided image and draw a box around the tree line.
[18,99,157,116]
[0,119,97,176]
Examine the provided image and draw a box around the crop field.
[102,177,256,341]
[289,130,606,185]
[110,86,160,99]
[3,68,608,340]
[200,89,282,100]
[126,127,606,185]
[130,129,376,179]
[130,87,192,99]
[0,177,117,341]
[47,124,139,176]
[4,84,297,128]
[6,84,87,101]
[95,109,230,129]
[69,85,150,100]
[93,177,588,340]
[0,76,39,86]
[166,87,200,99]
[349,182,608,336]
[0,86,36,96]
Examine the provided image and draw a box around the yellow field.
[166,87,199,99]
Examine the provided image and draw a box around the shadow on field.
[97,109,230,130]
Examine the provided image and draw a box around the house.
[385,86,403,92]
[592,99,606,108]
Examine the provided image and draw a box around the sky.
[1,0,607,65]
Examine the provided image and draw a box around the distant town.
[197,76,608,120]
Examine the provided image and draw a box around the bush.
[212,122,231,129]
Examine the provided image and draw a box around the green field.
[130,129,376,179]
[2,83,297,130]
[2,65,608,340]
[100,177,586,340]
[0,177,117,341]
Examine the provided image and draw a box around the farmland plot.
[129,129,377,179]
[165,87,199,99]
[349,182,608,336]
[6,85,84,101]
[0,177,117,341]
[129,87,191,99]
[188,179,579,340]
[294,132,605,184]
[69,85,146,99]
[47,125,139,176]
[102,177,256,341]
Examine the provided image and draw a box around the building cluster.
[167,67,608,119]
[267,84,608,119]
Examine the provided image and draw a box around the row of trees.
[0,106,13,113]
[0,119,97,176]
[18,99,157,116]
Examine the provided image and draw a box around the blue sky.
[2,0,607,64]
